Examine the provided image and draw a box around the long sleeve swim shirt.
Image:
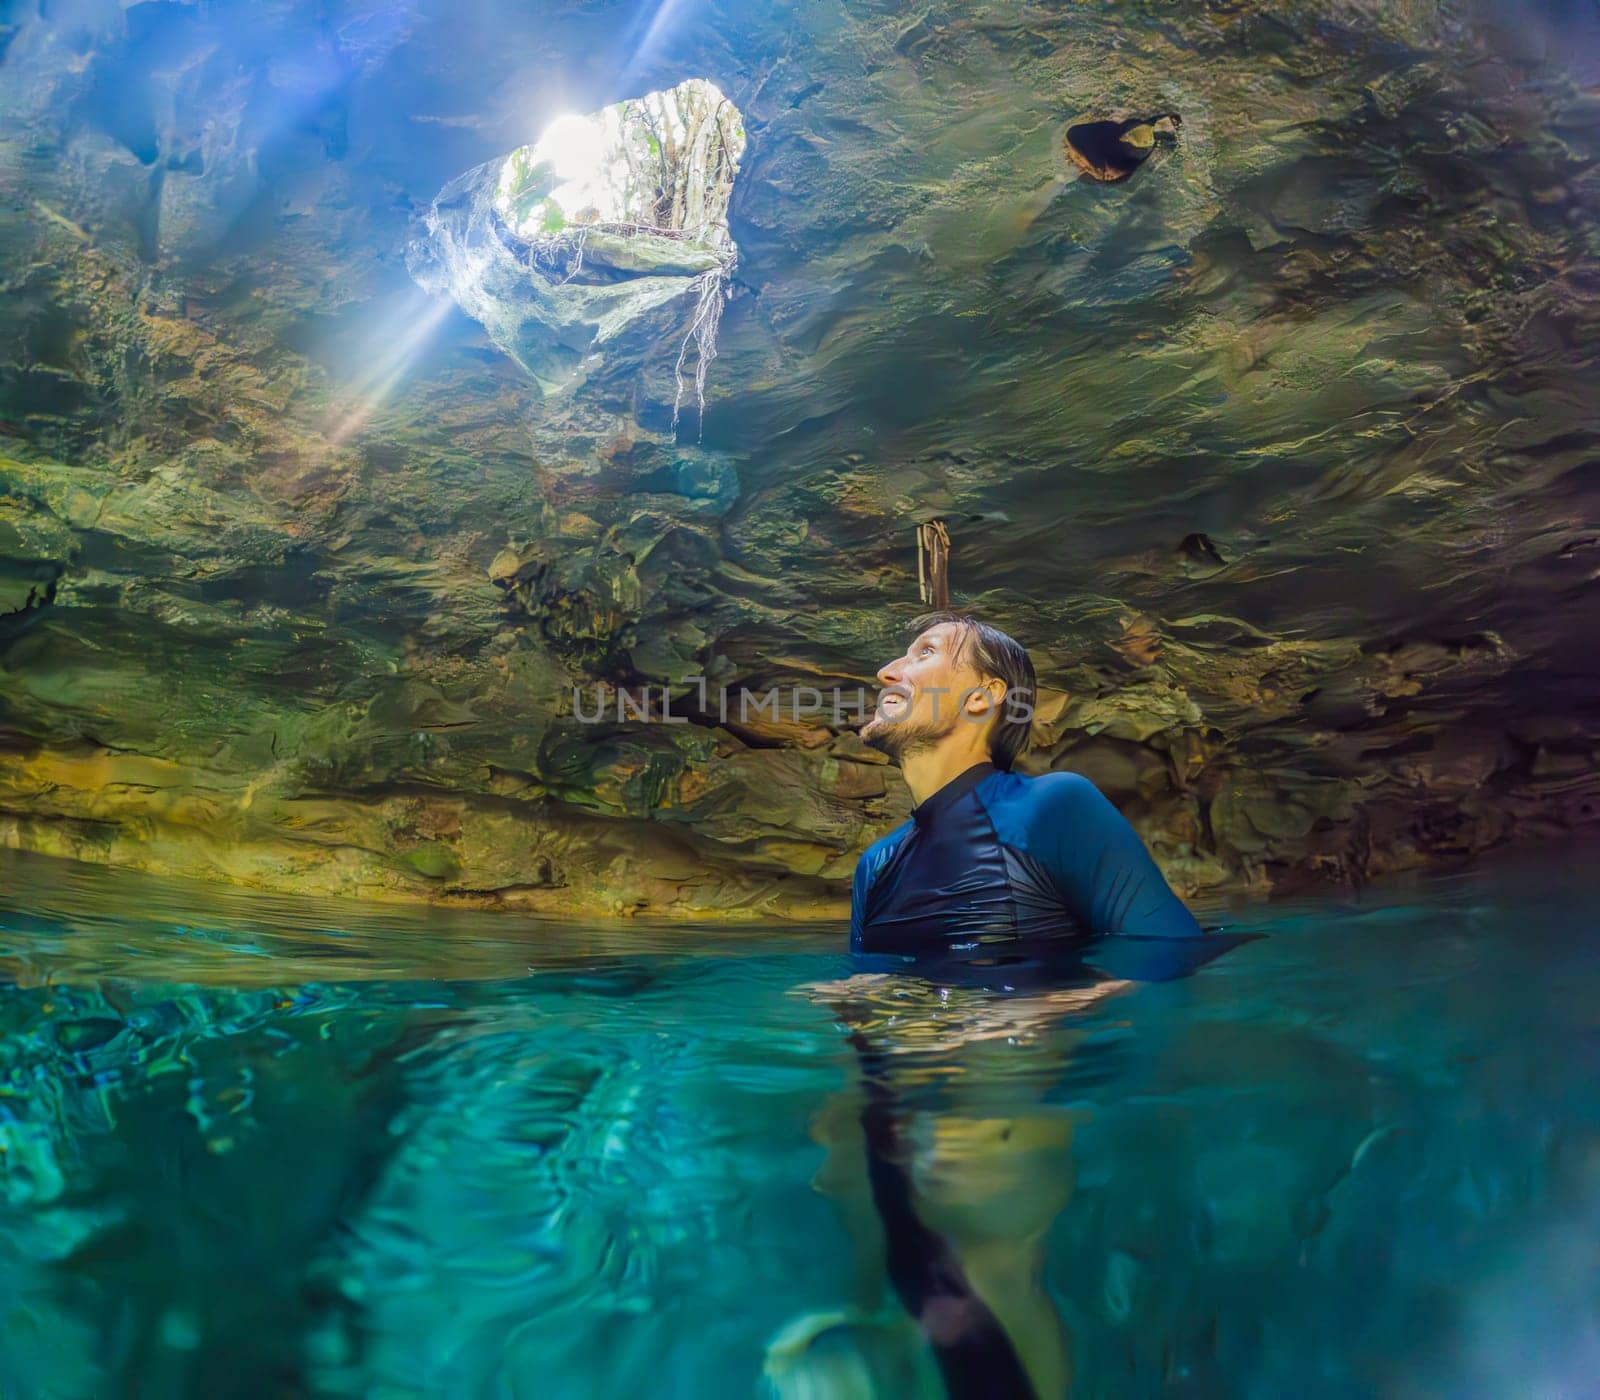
[849,760,1202,956]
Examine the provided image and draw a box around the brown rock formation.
[2,0,1598,916]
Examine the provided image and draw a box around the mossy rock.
[402,844,461,881]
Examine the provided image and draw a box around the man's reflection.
[774,934,1257,1399]
[766,967,1123,1398]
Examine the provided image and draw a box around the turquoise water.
[2,847,1598,1399]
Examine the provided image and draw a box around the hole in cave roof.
[496,76,746,251]
[409,77,747,432]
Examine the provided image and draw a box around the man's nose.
[877,656,905,686]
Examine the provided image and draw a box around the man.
[771,613,1210,1399]
[851,609,1203,958]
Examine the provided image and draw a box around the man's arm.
[1035,772,1203,938]
[849,850,871,952]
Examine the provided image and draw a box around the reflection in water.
[4,846,1600,1396]
[841,1008,1086,1400]
[783,940,1249,1398]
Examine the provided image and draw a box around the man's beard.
[859,709,949,761]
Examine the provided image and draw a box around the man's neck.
[899,746,995,808]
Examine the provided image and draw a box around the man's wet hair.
[908,609,1036,772]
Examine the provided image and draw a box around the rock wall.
[2,0,1598,917]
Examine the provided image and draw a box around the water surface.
[2,847,1597,1398]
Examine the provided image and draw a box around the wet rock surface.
[1,0,1598,916]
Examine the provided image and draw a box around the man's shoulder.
[859,819,913,867]
[984,767,1104,817]
[852,820,912,893]
[977,769,1125,858]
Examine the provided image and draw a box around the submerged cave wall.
[2,0,1599,918]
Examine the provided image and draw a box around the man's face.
[860,622,999,759]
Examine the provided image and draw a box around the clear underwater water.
[2,846,1598,1399]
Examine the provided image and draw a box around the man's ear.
[966,679,1005,716]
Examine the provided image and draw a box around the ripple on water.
[2,845,1599,1395]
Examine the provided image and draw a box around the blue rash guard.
[850,760,1202,960]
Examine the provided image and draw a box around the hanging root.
[528,223,594,285]
[555,223,590,284]
[527,216,734,438]
[531,218,718,285]
[672,261,732,439]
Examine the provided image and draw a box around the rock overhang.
[0,0,1597,912]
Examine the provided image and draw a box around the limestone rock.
[1,0,1597,917]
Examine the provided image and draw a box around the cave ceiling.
[1,0,1599,914]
